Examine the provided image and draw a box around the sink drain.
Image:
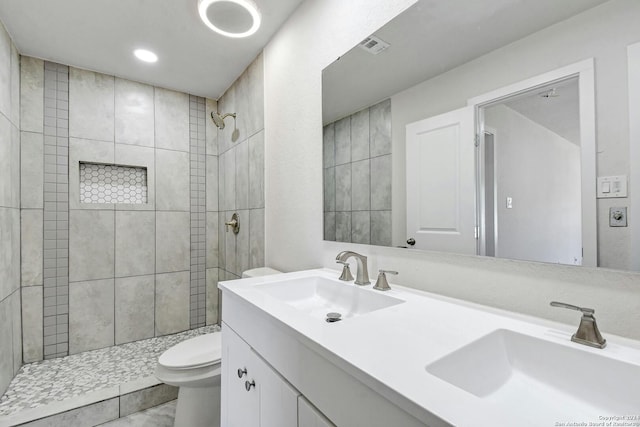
[326,312,342,323]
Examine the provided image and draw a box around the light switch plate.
[610,207,628,227]
[597,175,628,198]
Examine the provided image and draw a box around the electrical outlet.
[610,207,628,227]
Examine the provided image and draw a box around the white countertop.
[219,268,640,427]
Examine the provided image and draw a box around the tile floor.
[98,400,176,426]
[0,325,219,417]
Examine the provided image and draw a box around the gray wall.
[485,104,582,265]
[0,20,22,396]
[17,52,266,360]
[323,99,392,246]
[216,53,266,281]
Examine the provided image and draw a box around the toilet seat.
[158,333,222,370]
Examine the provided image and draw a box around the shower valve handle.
[225,213,240,234]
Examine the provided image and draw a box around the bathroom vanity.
[219,269,640,427]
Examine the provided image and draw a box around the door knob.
[407,238,416,246]
[237,367,247,378]
[245,380,255,391]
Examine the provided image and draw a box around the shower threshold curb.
[0,375,169,427]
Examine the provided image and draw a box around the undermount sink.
[256,276,404,320]
[426,329,640,422]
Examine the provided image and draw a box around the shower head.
[211,111,236,129]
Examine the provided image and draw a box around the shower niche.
[79,162,148,204]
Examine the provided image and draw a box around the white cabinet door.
[406,106,476,254]
[255,350,299,427]
[223,324,260,427]
[298,396,336,427]
[222,323,299,427]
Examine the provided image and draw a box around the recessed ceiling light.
[133,49,158,63]
[198,0,261,39]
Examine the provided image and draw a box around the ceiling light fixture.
[133,49,158,63]
[198,0,261,38]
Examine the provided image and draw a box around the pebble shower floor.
[0,325,218,417]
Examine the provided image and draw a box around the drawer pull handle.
[237,368,247,378]
[245,380,255,391]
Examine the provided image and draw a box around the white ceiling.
[0,0,304,100]
[322,0,608,124]
[503,78,580,146]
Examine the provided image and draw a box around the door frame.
[477,126,498,257]
[467,58,597,267]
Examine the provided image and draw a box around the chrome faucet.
[550,301,606,349]
[335,251,370,285]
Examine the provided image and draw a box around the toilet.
[155,332,222,427]
[155,267,282,426]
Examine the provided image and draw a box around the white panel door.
[406,106,476,254]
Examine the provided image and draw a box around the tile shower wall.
[189,96,206,328]
[323,99,392,246]
[19,56,222,358]
[42,62,70,359]
[0,20,22,396]
[215,53,266,286]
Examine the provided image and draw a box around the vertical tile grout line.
[113,75,116,350]
[153,86,157,339]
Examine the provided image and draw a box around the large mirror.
[322,0,639,271]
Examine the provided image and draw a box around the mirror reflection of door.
[405,106,476,254]
[480,77,582,265]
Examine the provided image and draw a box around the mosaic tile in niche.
[79,163,147,204]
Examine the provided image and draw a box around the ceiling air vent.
[358,35,390,55]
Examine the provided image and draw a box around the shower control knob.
[245,380,255,391]
[407,238,416,246]
[237,367,247,378]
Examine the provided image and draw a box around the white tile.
[235,140,249,209]
[114,144,155,210]
[206,268,219,326]
[0,207,20,302]
[350,108,370,162]
[115,275,155,344]
[69,210,115,282]
[156,149,190,211]
[0,22,11,120]
[10,43,19,126]
[154,87,189,152]
[69,279,115,354]
[115,211,155,277]
[68,137,115,210]
[246,53,264,137]
[0,115,20,208]
[248,130,264,209]
[21,132,44,209]
[205,98,218,155]
[21,209,44,286]
[206,155,219,212]
[155,271,190,336]
[0,295,14,395]
[155,211,190,273]
[20,56,44,133]
[22,286,44,363]
[10,289,21,374]
[206,212,219,268]
[69,68,115,141]
[115,78,154,147]
[249,209,264,269]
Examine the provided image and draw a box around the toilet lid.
[158,333,222,369]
